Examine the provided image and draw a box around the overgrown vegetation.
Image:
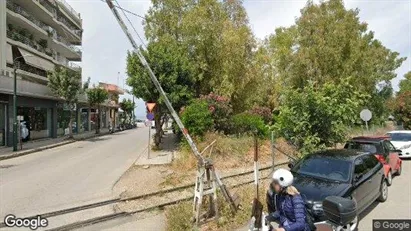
[126,0,406,156]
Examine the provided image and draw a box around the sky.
[65,0,411,119]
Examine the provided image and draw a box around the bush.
[249,106,273,124]
[232,112,268,137]
[180,100,214,137]
[200,93,233,134]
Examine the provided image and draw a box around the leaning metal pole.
[105,0,204,166]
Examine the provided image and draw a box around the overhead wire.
[113,0,148,50]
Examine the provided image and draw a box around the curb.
[0,131,114,161]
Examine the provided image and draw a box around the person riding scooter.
[265,169,312,231]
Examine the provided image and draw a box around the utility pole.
[13,55,32,151]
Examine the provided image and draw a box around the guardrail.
[6,1,50,32]
[55,0,81,21]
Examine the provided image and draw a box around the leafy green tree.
[399,71,411,94]
[392,91,411,129]
[48,67,82,138]
[87,87,109,134]
[120,98,135,124]
[273,80,367,155]
[232,112,268,138]
[266,0,406,121]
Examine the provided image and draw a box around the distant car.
[386,131,411,158]
[344,136,402,186]
[267,149,388,231]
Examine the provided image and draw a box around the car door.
[383,140,401,172]
[362,154,383,201]
[351,156,370,211]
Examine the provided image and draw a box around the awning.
[6,43,13,64]
[17,48,55,71]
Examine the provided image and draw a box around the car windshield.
[344,142,378,154]
[292,156,352,182]
[387,133,411,142]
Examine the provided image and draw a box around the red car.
[344,136,402,186]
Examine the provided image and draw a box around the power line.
[113,0,148,49]
[99,0,146,20]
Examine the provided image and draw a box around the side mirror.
[288,162,294,169]
[394,149,403,153]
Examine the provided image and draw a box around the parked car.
[267,149,388,231]
[386,130,411,158]
[344,136,402,185]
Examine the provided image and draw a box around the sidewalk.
[0,128,110,161]
[134,130,177,166]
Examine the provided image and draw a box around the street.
[0,128,149,226]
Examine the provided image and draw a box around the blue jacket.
[269,192,311,231]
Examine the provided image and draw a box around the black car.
[267,149,388,231]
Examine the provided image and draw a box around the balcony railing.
[57,15,82,38]
[7,1,50,33]
[55,0,81,21]
[37,0,57,17]
[7,30,55,58]
[12,62,48,78]
[55,56,81,72]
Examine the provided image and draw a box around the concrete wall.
[0,0,6,70]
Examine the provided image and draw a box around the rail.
[0,161,289,230]
[55,0,81,21]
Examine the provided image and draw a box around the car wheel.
[387,171,393,186]
[342,215,359,231]
[395,164,402,176]
[378,179,388,202]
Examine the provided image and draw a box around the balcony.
[57,14,82,37]
[6,29,56,59]
[7,1,50,33]
[37,0,57,17]
[55,56,81,72]
[55,0,81,24]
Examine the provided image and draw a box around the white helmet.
[272,168,294,188]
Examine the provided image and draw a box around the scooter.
[249,196,357,231]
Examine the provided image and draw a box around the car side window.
[354,157,367,179]
[387,141,396,151]
[363,155,379,172]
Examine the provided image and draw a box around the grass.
[165,181,271,231]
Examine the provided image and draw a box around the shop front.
[0,103,7,146]
[17,106,51,140]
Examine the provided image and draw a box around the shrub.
[200,93,233,134]
[232,112,268,137]
[249,106,273,124]
[180,100,214,137]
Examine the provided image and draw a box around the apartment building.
[0,0,82,146]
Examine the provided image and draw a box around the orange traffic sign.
[146,103,156,112]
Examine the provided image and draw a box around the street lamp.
[13,54,33,151]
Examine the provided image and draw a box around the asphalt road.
[357,159,411,230]
[0,128,149,222]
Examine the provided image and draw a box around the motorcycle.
[249,196,357,231]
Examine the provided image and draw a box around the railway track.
[0,162,288,231]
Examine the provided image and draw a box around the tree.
[399,71,411,94]
[273,80,367,155]
[87,87,109,134]
[48,66,82,138]
[119,98,135,124]
[392,91,411,129]
[266,0,406,121]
